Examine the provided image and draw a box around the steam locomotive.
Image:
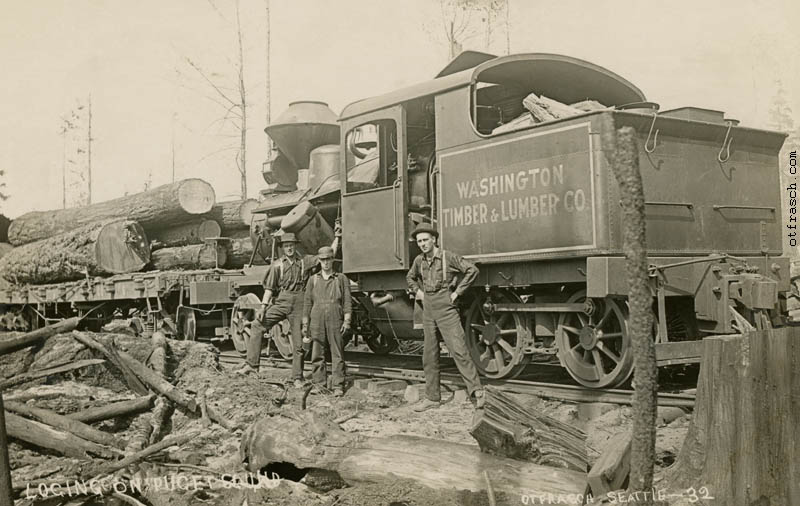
[1,52,790,389]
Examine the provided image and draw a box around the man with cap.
[238,229,340,385]
[302,245,352,396]
[406,222,485,411]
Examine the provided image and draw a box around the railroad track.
[218,350,696,408]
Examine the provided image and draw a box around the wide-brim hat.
[279,232,298,243]
[411,223,438,239]
[317,246,335,259]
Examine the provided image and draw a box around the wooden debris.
[0,220,150,284]
[0,358,104,390]
[4,412,121,459]
[97,431,196,475]
[68,395,156,423]
[150,243,227,270]
[4,401,124,449]
[206,404,237,431]
[587,432,631,496]
[7,178,215,246]
[71,332,149,395]
[241,411,586,498]
[115,349,197,412]
[469,387,588,471]
[0,317,80,356]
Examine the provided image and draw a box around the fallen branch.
[4,401,125,449]
[72,331,148,395]
[68,395,156,424]
[4,412,121,459]
[96,431,197,475]
[206,405,237,431]
[115,349,197,412]
[0,359,105,391]
[0,317,80,355]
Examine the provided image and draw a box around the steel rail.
[218,351,695,408]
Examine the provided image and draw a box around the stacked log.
[149,219,221,250]
[224,236,268,267]
[205,199,258,233]
[151,243,227,270]
[7,179,215,246]
[0,220,150,284]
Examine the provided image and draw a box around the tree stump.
[7,179,215,246]
[663,328,800,504]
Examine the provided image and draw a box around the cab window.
[344,120,398,193]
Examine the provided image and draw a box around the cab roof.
[338,53,646,121]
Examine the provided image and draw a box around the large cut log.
[7,179,215,246]
[0,358,105,390]
[0,220,150,284]
[68,395,155,423]
[4,412,120,459]
[240,411,586,498]
[150,243,226,270]
[0,318,80,356]
[470,387,588,472]
[149,219,221,250]
[663,328,800,504]
[4,401,124,449]
[205,199,258,232]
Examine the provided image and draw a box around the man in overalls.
[238,232,338,386]
[302,246,352,396]
[405,223,485,411]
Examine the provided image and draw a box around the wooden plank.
[655,340,704,364]
[587,432,631,496]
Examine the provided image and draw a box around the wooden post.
[0,392,13,506]
[664,328,800,504]
[602,117,657,500]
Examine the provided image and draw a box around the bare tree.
[178,0,250,200]
[59,99,91,208]
[426,0,508,61]
[0,170,8,204]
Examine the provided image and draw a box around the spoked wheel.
[365,332,398,354]
[230,293,261,354]
[556,291,633,388]
[271,319,295,360]
[465,290,531,379]
[176,307,197,341]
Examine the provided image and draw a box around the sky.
[1,0,798,219]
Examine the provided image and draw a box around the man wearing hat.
[406,222,485,411]
[302,245,352,396]
[239,230,339,385]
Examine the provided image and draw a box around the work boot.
[234,363,257,376]
[474,389,486,409]
[413,398,441,412]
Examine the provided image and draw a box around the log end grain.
[178,179,216,214]
[95,220,150,274]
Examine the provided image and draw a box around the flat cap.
[317,246,335,259]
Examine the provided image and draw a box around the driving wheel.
[230,293,261,354]
[555,291,633,388]
[465,290,531,379]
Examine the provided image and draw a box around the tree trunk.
[67,395,155,424]
[4,401,124,449]
[663,328,800,504]
[150,243,227,271]
[241,411,586,498]
[115,349,197,413]
[147,332,172,445]
[7,179,215,246]
[149,220,221,250]
[0,220,150,284]
[205,199,258,232]
[3,412,120,459]
[469,387,588,472]
[0,318,80,356]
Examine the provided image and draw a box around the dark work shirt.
[303,272,352,322]
[263,253,319,293]
[406,248,478,296]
